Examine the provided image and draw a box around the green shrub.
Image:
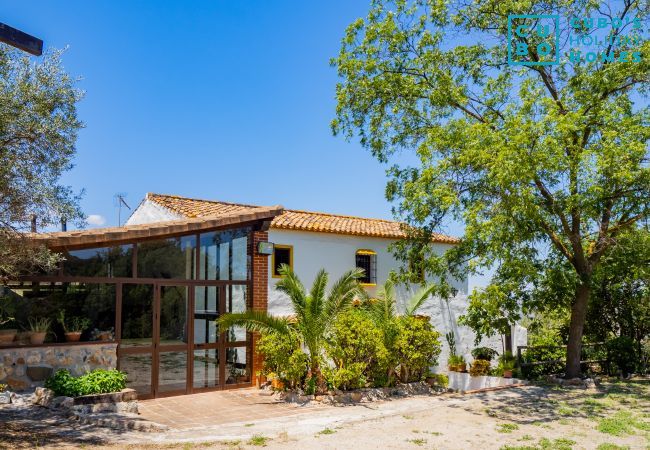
[76,369,126,396]
[469,359,491,376]
[324,363,366,390]
[393,316,441,382]
[45,369,80,397]
[471,347,498,361]
[45,369,126,397]
[256,331,308,388]
[426,372,448,388]
[326,310,389,388]
[606,336,637,377]
[521,333,565,379]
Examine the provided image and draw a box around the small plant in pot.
[28,317,51,345]
[471,347,498,362]
[448,354,466,372]
[57,311,91,342]
[498,352,516,378]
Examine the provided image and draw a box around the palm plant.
[217,265,363,387]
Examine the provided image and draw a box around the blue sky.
[2,1,490,288]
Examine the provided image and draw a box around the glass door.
[155,284,189,396]
[192,285,223,390]
[118,283,155,399]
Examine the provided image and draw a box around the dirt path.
[1,381,648,449]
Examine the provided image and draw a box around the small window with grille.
[355,250,377,285]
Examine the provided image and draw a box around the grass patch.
[244,423,254,427]
[402,414,415,420]
[500,438,576,450]
[247,435,268,447]
[497,423,519,433]
[407,438,427,446]
[598,410,650,436]
[518,435,534,441]
[596,444,630,450]
[318,428,336,435]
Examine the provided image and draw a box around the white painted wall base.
[447,371,527,392]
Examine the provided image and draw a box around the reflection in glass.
[226,285,247,342]
[64,245,133,277]
[198,229,250,281]
[160,286,187,345]
[226,346,250,384]
[193,349,220,388]
[121,284,153,347]
[158,351,187,393]
[194,286,219,344]
[120,353,152,396]
[137,236,195,279]
[5,283,115,344]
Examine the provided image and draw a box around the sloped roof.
[146,193,459,244]
[31,205,283,249]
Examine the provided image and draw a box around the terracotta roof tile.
[146,193,459,244]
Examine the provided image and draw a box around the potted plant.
[57,311,90,342]
[498,352,516,378]
[0,297,17,345]
[471,347,498,362]
[91,328,114,342]
[447,354,460,372]
[28,317,51,345]
[457,355,467,372]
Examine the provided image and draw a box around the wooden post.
[0,22,43,56]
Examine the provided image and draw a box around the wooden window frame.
[271,244,293,278]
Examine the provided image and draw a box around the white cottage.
[126,193,526,369]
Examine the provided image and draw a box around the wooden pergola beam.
[0,22,43,56]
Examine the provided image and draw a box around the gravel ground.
[1,379,648,450]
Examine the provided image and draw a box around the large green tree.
[0,45,84,280]
[333,0,649,377]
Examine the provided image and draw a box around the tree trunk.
[566,282,591,378]
[504,327,512,354]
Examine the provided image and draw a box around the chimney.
[30,215,37,233]
[61,218,67,232]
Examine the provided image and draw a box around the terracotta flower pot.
[0,329,17,344]
[29,331,47,345]
[448,364,457,372]
[64,331,82,342]
[458,363,467,373]
[503,369,513,379]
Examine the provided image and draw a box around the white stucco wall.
[267,229,519,370]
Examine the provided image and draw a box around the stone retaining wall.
[447,371,527,392]
[0,342,117,391]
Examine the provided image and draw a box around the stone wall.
[0,342,117,391]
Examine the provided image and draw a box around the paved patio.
[138,388,321,429]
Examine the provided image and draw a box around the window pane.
[63,246,133,277]
[121,284,153,347]
[198,228,250,280]
[193,349,219,388]
[137,236,195,279]
[119,353,152,396]
[225,346,250,385]
[158,351,187,393]
[160,286,188,345]
[226,285,247,342]
[356,254,371,283]
[194,286,219,344]
[273,247,291,276]
[3,283,115,344]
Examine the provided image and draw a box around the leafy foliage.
[256,332,308,389]
[471,347,498,361]
[0,45,84,281]
[45,369,127,397]
[218,265,364,390]
[394,316,442,382]
[325,309,389,388]
[606,336,637,377]
[469,359,491,376]
[333,0,650,378]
